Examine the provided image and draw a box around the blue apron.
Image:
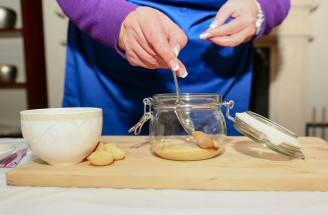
[63,0,253,136]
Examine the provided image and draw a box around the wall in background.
[42,0,67,108]
[307,1,328,124]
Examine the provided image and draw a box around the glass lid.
[233,111,305,159]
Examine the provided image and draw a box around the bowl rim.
[20,108,103,121]
[20,107,102,115]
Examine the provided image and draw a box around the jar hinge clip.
[128,97,153,135]
[222,100,235,122]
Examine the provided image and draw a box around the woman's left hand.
[200,0,259,47]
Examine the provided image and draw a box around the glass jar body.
[149,94,227,161]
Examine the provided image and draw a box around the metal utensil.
[172,70,195,133]
[0,6,17,29]
[172,71,217,150]
[0,64,17,82]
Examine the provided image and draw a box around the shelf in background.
[0,132,22,138]
[0,28,23,38]
[0,82,26,88]
[0,0,48,110]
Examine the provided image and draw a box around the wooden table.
[6,136,328,191]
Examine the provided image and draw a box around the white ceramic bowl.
[20,108,103,165]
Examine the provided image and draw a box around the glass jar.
[129,93,234,161]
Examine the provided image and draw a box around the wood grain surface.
[6,136,328,191]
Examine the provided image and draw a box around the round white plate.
[0,144,16,161]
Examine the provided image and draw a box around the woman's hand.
[118,6,188,78]
[200,0,259,47]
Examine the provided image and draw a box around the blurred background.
[0,0,327,139]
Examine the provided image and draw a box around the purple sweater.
[57,0,290,53]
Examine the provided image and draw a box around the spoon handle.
[172,70,181,103]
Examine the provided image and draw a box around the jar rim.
[153,93,222,100]
[152,93,223,108]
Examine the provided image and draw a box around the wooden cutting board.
[6,136,328,191]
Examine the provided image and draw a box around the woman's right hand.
[118,6,188,78]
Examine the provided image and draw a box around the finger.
[126,48,161,70]
[138,16,178,70]
[170,49,188,78]
[123,15,158,57]
[175,64,188,78]
[166,24,188,78]
[206,27,254,47]
[134,27,169,68]
[148,34,187,77]
[209,3,234,28]
[123,16,167,69]
[124,35,161,69]
[204,18,249,38]
[132,47,161,69]
[135,8,187,77]
[166,43,188,78]
[167,23,188,57]
[125,48,148,68]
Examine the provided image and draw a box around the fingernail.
[174,44,180,57]
[169,60,179,72]
[180,69,188,78]
[200,33,210,39]
[209,20,219,28]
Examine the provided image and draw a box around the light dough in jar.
[152,138,223,161]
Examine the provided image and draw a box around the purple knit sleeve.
[256,0,291,37]
[57,0,137,57]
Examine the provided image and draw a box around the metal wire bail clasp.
[128,97,153,135]
[222,100,235,122]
